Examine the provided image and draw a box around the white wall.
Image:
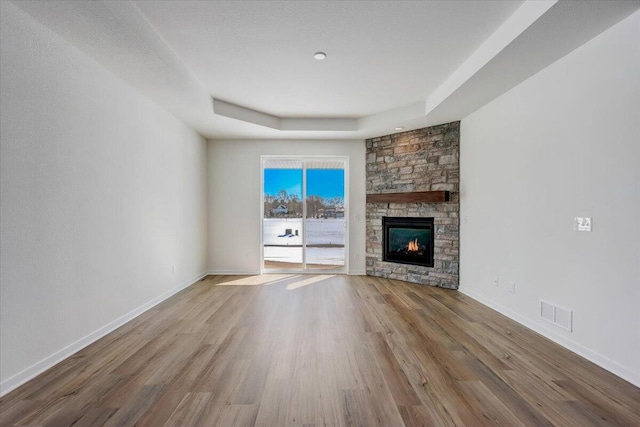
[208,140,366,275]
[460,11,640,386]
[0,2,208,393]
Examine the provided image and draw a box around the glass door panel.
[263,159,303,271]
[305,160,345,271]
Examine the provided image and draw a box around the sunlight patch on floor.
[215,274,296,286]
[286,275,336,290]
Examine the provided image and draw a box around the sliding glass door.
[262,157,347,273]
[262,159,304,270]
[305,160,345,271]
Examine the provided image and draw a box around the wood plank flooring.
[1,274,639,426]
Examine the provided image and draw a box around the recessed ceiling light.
[314,52,327,60]
[394,126,404,131]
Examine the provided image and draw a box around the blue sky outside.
[264,169,344,199]
[264,169,302,198]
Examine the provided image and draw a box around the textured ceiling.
[11,0,640,139]
[134,0,523,118]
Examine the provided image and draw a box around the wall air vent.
[540,300,573,332]
[540,300,555,322]
[555,306,573,331]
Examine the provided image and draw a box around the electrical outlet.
[355,253,361,261]
[171,265,175,274]
[507,281,515,293]
[574,217,592,232]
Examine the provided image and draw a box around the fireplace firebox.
[383,217,434,267]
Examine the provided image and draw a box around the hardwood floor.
[1,274,639,426]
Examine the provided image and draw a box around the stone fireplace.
[366,121,459,289]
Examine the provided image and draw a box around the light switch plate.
[574,217,592,232]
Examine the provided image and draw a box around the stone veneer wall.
[366,121,459,289]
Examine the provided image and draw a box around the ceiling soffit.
[11,0,640,139]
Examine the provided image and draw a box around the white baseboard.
[348,270,366,276]
[0,271,208,397]
[207,270,262,275]
[458,286,640,388]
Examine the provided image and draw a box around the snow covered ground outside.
[263,218,345,266]
[263,246,344,266]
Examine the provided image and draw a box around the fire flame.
[407,238,419,252]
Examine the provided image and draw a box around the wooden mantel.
[366,191,450,204]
